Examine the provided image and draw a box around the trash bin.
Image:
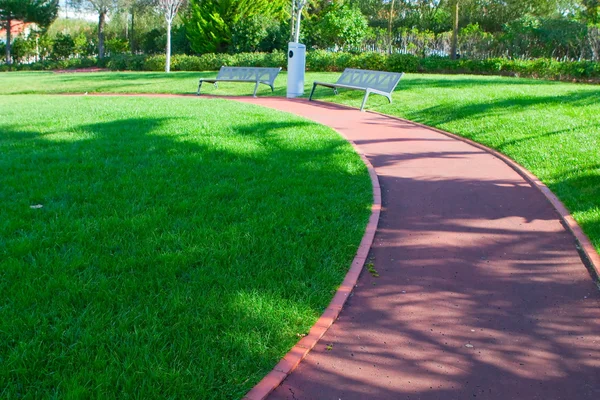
[287,42,306,98]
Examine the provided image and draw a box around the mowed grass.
[0,71,279,96]
[1,71,598,251]
[6,70,593,255]
[0,95,372,398]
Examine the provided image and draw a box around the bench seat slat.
[197,66,282,97]
[310,68,404,111]
[311,81,367,91]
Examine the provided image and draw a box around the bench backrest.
[336,68,403,94]
[216,66,281,84]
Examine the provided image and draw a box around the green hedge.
[6,51,600,82]
[0,57,97,72]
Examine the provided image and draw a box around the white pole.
[293,0,306,43]
[165,20,171,72]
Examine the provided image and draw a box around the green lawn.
[0,95,372,398]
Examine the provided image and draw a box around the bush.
[5,49,600,83]
[357,52,387,71]
[107,54,147,71]
[231,52,268,67]
[106,38,129,56]
[306,50,338,71]
[142,55,167,71]
[264,51,287,68]
[11,36,35,63]
[52,33,75,61]
[172,54,203,71]
[387,53,419,73]
[17,57,98,71]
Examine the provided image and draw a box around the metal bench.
[309,68,404,111]
[197,66,282,97]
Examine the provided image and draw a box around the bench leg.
[360,90,371,112]
[197,80,203,95]
[309,83,317,101]
[253,81,260,97]
[386,94,393,104]
[270,84,274,93]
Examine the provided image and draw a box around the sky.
[58,0,98,22]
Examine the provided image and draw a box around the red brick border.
[368,110,600,282]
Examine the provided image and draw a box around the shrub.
[357,52,387,71]
[387,53,419,73]
[172,54,203,71]
[107,54,146,71]
[6,49,600,83]
[143,55,167,71]
[307,50,338,71]
[197,53,220,70]
[231,52,268,67]
[52,33,75,61]
[11,36,35,63]
[106,38,129,56]
[263,50,286,68]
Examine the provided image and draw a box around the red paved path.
[234,98,600,400]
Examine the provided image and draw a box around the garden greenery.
[3,0,600,83]
[6,50,599,84]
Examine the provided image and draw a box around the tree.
[70,0,118,59]
[388,0,395,53]
[158,0,185,72]
[119,0,156,52]
[185,0,285,54]
[52,32,75,59]
[450,0,458,59]
[458,0,567,32]
[0,0,58,66]
[580,0,600,24]
[291,0,308,42]
[317,2,368,49]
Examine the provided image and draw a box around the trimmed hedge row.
[106,51,600,82]
[6,50,600,82]
[0,57,98,72]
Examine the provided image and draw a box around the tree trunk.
[388,0,395,55]
[5,18,12,68]
[165,20,172,73]
[98,10,106,60]
[130,8,135,53]
[451,1,459,60]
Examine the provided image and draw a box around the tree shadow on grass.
[548,168,600,248]
[393,90,599,127]
[403,76,564,89]
[0,107,372,399]
[53,71,206,82]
